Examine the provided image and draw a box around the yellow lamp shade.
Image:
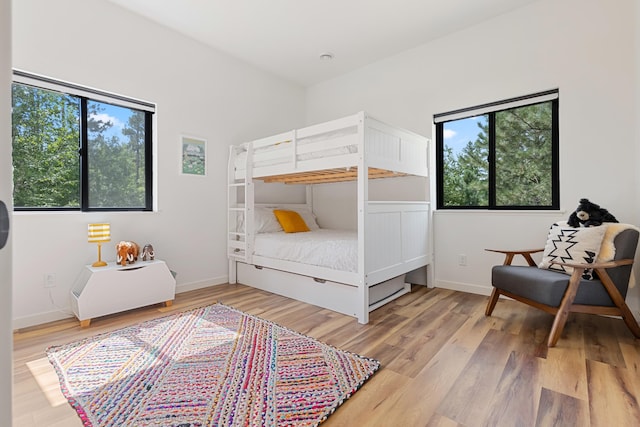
[88,223,111,243]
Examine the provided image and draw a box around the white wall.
[306,0,640,314]
[311,176,428,230]
[0,0,13,422]
[12,0,306,327]
[633,0,640,313]
[11,0,640,328]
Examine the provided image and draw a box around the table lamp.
[88,223,110,267]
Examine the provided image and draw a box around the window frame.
[12,70,155,212]
[434,90,559,210]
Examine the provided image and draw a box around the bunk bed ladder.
[227,144,254,283]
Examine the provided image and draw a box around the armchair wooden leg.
[621,310,640,339]
[548,269,583,347]
[596,268,640,339]
[548,316,566,347]
[485,288,501,316]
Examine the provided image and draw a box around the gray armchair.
[485,228,640,347]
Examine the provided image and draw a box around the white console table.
[70,259,176,327]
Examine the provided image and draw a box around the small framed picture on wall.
[180,135,206,176]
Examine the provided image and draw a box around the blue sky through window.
[443,115,486,157]
[89,102,135,143]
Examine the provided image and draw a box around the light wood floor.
[13,283,640,426]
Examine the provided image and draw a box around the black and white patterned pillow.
[538,221,607,280]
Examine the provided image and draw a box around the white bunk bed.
[227,111,432,324]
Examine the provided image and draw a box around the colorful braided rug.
[46,304,379,426]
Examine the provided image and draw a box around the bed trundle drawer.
[236,262,410,318]
[236,262,360,317]
[369,274,408,307]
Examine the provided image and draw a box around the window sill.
[434,209,566,215]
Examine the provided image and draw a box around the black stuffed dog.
[567,198,618,227]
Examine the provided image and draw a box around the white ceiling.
[106,0,539,87]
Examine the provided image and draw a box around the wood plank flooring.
[12,284,640,426]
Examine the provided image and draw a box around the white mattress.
[253,229,357,272]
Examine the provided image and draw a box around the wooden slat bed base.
[257,167,408,185]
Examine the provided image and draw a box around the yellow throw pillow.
[273,209,310,233]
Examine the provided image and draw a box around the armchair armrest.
[550,258,634,270]
[485,248,544,266]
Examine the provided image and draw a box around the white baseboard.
[437,280,640,323]
[13,310,74,330]
[175,275,228,293]
[13,275,230,330]
[435,279,493,296]
[16,276,640,327]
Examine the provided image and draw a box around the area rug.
[46,303,379,426]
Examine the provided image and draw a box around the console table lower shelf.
[70,260,176,327]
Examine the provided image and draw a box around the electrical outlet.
[44,273,56,288]
[458,254,467,266]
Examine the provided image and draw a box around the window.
[11,70,154,211]
[435,90,559,209]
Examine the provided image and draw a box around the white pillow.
[235,207,283,234]
[539,221,607,280]
[291,207,320,230]
[254,207,283,233]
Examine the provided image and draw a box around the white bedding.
[253,229,357,272]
